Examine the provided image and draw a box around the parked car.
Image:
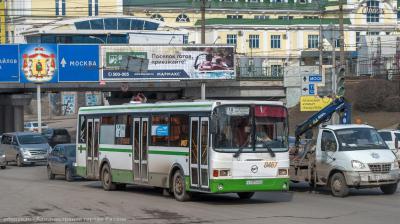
[24,122,49,132]
[0,132,51,166]
[42,128,71,148]
[47,144,76,181]
[378,129,400,158]
[0,148,6,169]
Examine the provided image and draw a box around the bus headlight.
[219,169,231,177]
[278,169,288,176]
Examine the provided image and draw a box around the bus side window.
[79,116,87,143]
[115,115,132,145]
[151,115,169,146]
[100,116,115,145]
[170,115,189,147]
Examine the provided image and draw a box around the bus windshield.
[214,105,288,153]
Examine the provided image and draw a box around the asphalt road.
[0,165,399,224]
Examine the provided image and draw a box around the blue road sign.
[309,75,322,82]
[309,84,315,95]
[58,45,99,82]
[0,45,20,82]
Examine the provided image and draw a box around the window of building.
[254,15,269,20]
[366,31,379,36]
[151,115,169,146]
[183,35,189,44]
[62,0,66,16]
[278,16,293,20]
[303,16,318,19]
[299,0,307,3]
[95,0,98,16]
[271,35,281,49]
[366,0,380,23]
[335,39,340,48]
[151,14,165,22]
[227,34,237,45]
[356,32,360,47]
[227,15,243,19]
[271,65,283,77]
[308,35,319,48]
[100,116,115,145]
[88,0,92,16]
[249,35,260,48]
[115,115,132,145]
[176,14,190,23]
[169,115,189,147]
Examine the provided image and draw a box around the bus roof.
[78,100,284,115]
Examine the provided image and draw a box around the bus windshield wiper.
[233,147,244,158]
[263,143,276,158]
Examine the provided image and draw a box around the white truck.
[290,98,400,197]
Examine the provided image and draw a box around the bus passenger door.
[189,117,210,190]
[86,118,100,179]
[132,118,149,183]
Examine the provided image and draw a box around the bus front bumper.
[209,177,290,193]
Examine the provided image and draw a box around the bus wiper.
[233,147,244,158]
[263,143,276,158]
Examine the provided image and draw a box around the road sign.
[309,84,315,95]
[300,96,333,112]
[309,75,322,82]
[302,83,317,96]
[0,45,19,82]
[58,45,99,82]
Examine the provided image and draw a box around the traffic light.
[336,67,345,96]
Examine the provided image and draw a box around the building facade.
[0,0,5,43]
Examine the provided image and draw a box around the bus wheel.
[380,183,398,195]
[329,173,349,197]
[173,170,191,202]
[101,164,116,191]
[237,192,255,199]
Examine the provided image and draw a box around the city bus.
[74,100,289,201]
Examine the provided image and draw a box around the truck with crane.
[289,97,400,197]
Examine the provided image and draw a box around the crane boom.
[295,97,351,145]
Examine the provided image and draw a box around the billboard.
[0,45,19,82]
[101,46,235,81]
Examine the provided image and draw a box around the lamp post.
[89,35,105,44]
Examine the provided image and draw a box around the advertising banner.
[101,45,235,80]
[300,96,333,112]
[19,44,58,83]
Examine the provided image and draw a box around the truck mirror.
[395,137,399,149]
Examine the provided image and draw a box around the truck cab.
[292,124,399,197]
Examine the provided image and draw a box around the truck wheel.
[65,167,74,182]
[47,166,55,180]
[173,170,191,202]
[16,155,24,167]
[237,192,255,199]
[329,172,349,197]
[380,183,398,195]
[101,164,116,191]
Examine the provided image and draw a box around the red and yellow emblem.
[22,47,56,82]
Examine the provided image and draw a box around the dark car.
[42,129,71,148]
[47,144,76,181]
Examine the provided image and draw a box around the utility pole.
[319,10,323,77]
[331,24,336,95]
[201,0,206,44]
[339,0,345,71]
[200,0,206,100]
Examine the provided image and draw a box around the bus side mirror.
[210,114,218,134]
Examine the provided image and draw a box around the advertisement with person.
[101,45,235,81]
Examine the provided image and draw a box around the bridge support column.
[0,94,32,134]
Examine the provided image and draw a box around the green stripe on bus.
[148,150,188,156]
[99,148,131,153]
[80,104,212,112]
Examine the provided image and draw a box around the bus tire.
[237,192,255,199]
[380,183,398,195]
[329,172,349,197]
[101,164,116,191]
[173,170,191,202]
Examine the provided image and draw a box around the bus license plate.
[246,180,263,185]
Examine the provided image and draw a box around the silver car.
[0,132,51,166]
[0,148,6,169]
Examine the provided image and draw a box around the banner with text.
[300,96,333,112]
[101,45,235,81]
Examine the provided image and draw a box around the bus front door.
[190,117,209,190]
[132,118,149,183]
[86,118,100,179]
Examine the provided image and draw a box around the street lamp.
[89,35,105,44]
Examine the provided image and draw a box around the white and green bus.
[75,100,289,201]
